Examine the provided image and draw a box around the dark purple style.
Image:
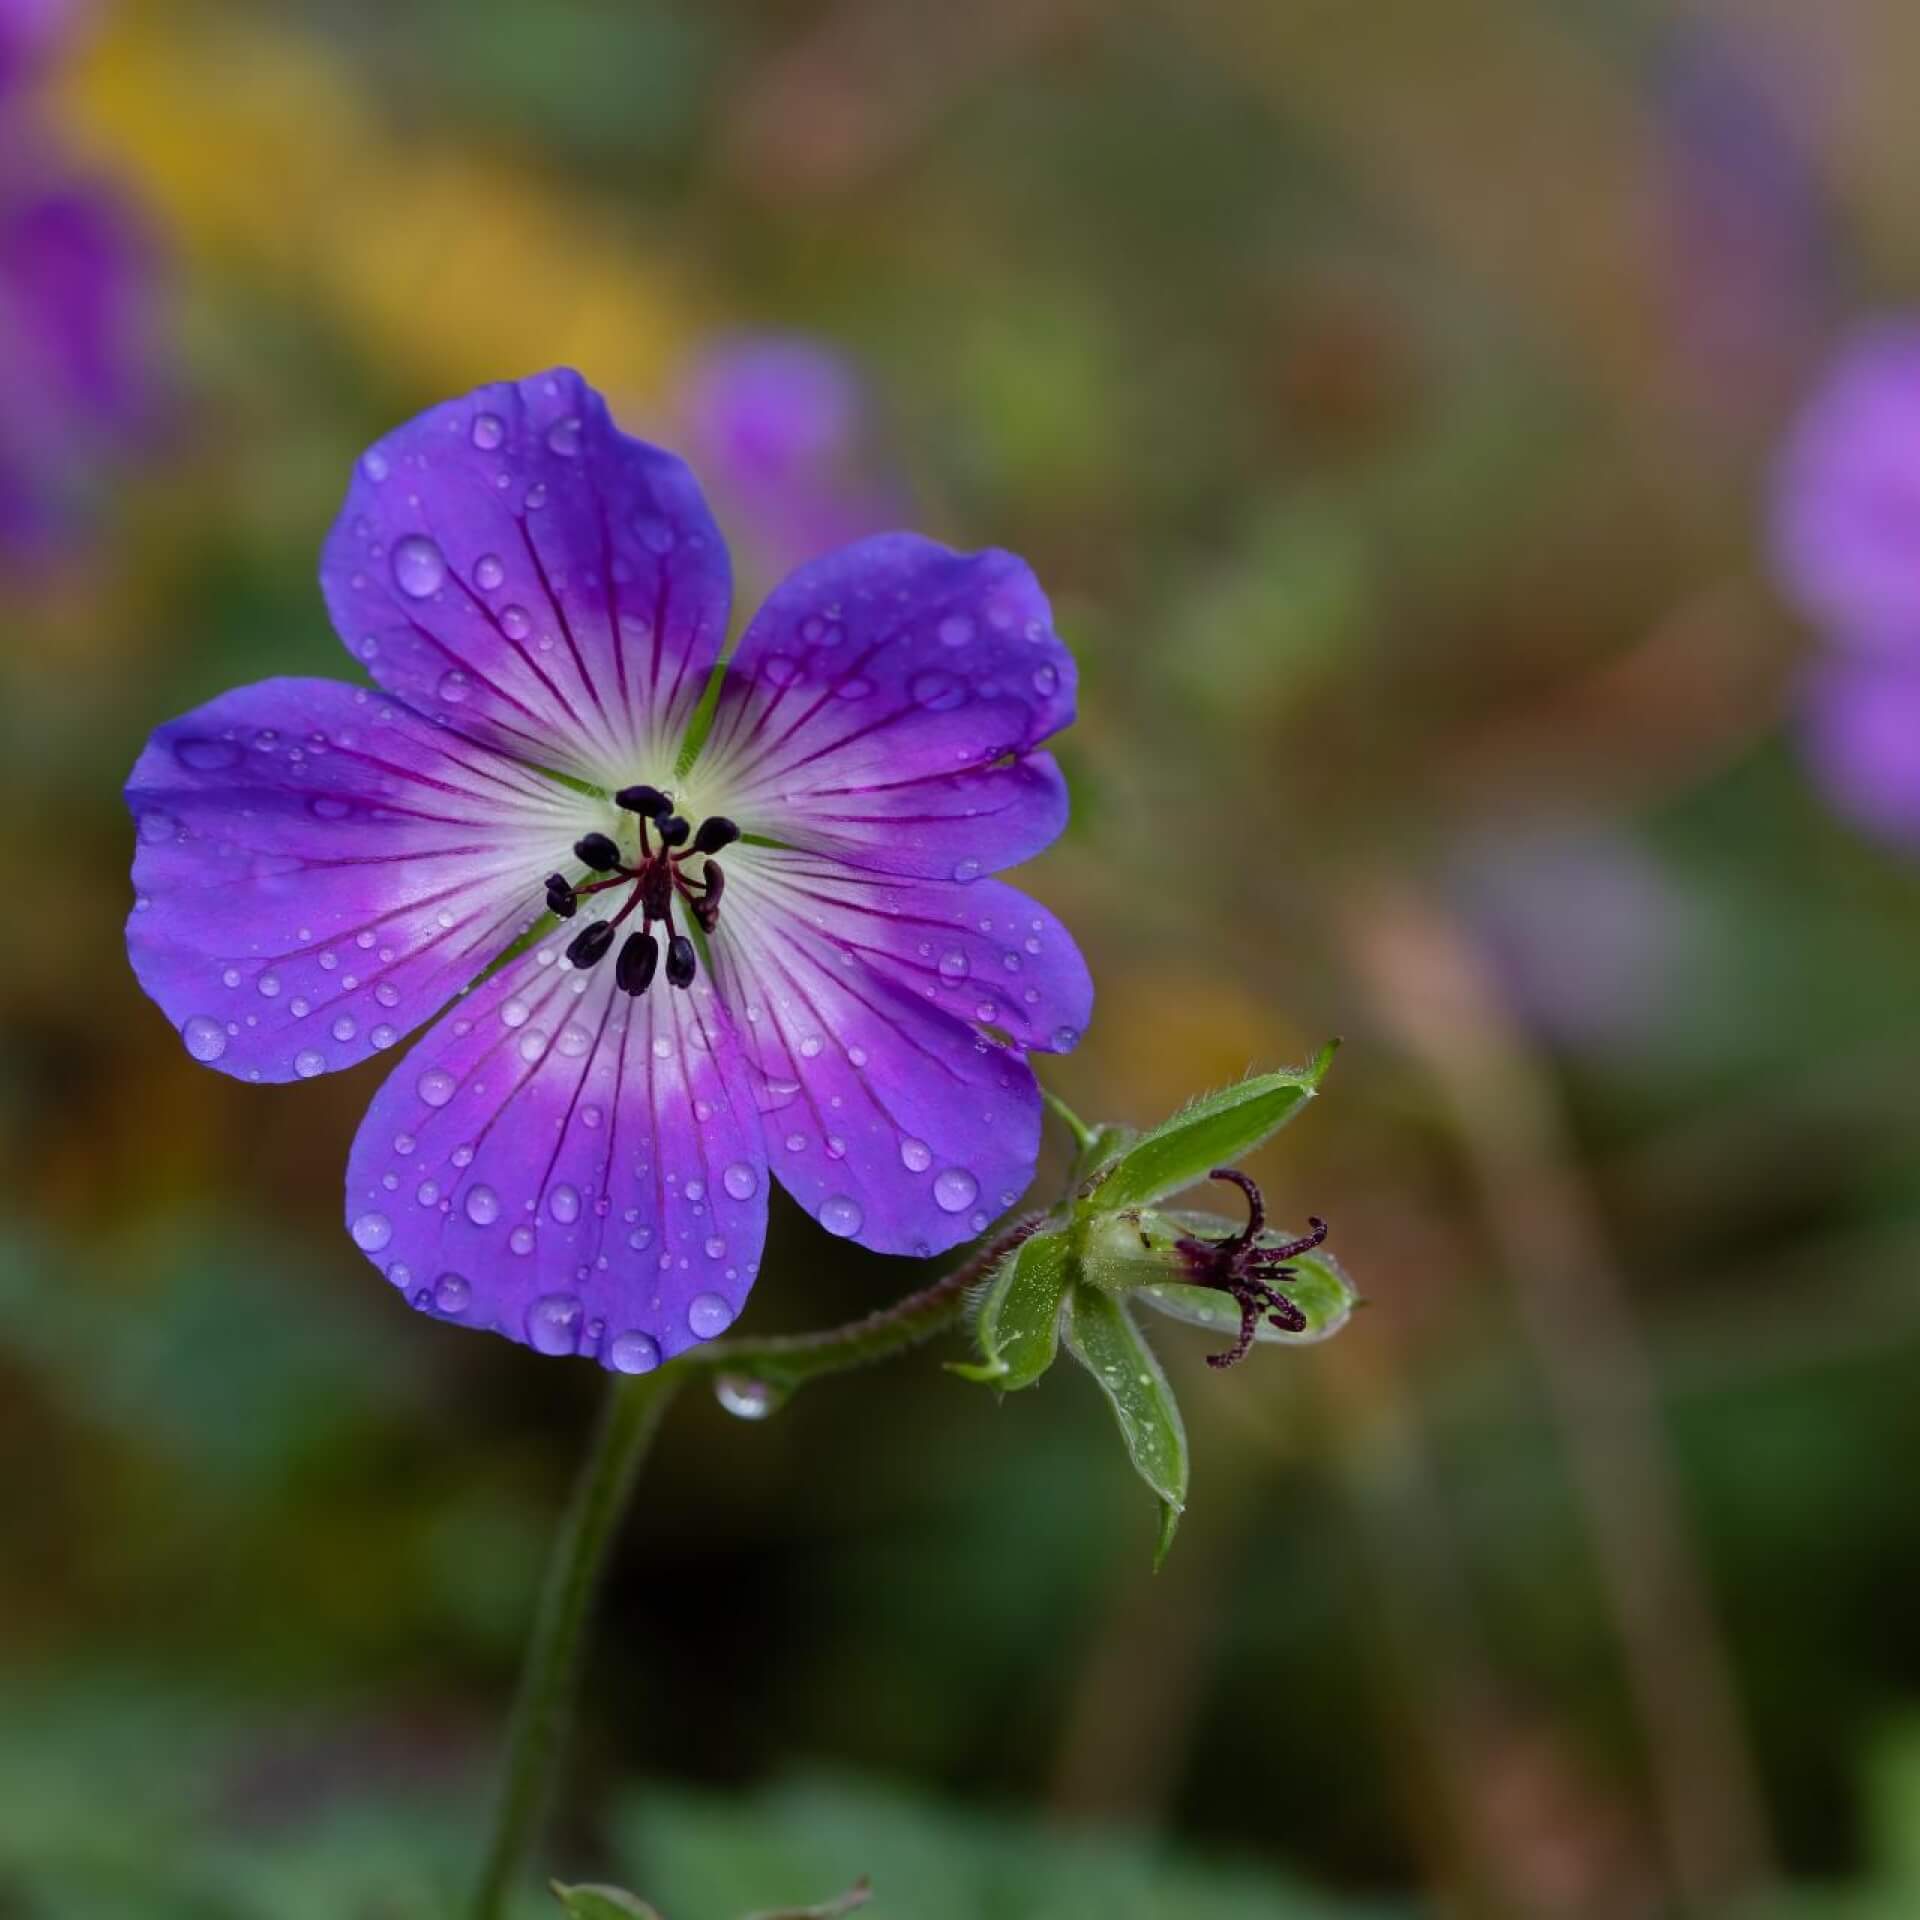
[125,371,1090,1369]
[1176,1169,1327,1371]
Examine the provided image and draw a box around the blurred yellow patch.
[55,6,698,394]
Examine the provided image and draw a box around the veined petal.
[344,938,768,1367]
[695,534,1074,879]
[719,848,1091,1056]
[321,368,732,784]
[127,677,601,1083]
[708,852,1046,1257]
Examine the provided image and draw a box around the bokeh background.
[6,2,1920,1915]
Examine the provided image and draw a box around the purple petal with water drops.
[344,936,768,1368]
[708,854,1046,1257]
[321,368,732,785]
[718,848,1090,1056]
[696,534,1075,880]
[1773,324,1920,640]
[126,677,603,1084]
[1799,655,1920,851]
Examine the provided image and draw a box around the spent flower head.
[126,370,1090,1369]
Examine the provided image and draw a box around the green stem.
[467,1215,1043,1915]
[469,1367,681,1920]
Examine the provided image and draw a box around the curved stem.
[684,1215,1045,1395]
[469,1367,682,1920]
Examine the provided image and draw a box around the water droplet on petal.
[417,1067,456,1107]
[464,1185,500,1226]
[938,950,969,981]
[1052,1025,1081,1051]
[471,412,504,450]
[910,669,966,711]
[687,1291,734,1337]
[933,1168,979,1214]
[952,858,981,884]
[392,535,446,599]
[900,1136,932,1173]
[361,447,390,481]
[433,1273,471,1312]
[528,1292,583,1355]
[938,613,974,647]
[256,973,281,999]
[351,1212,393,1251]
[722,1162,758,1201]
[610,1330,661,1374]
[784,1132,807,1153]
[501,604,532,640]
[819,1194,863,1238]
[500,998,530,1029]
[1032,664,1059,695]
[475,553,505,590]
[510,1225,536,1255]
[182,1015,227,1062]
[437,669,470,704]
[294,1048,326,1079]
[762,653,800,688]
[371,1024,397,1048]
[546,415,584,457]
[548,1183,581,1224]
[175,735,243,772]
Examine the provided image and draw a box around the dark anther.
[692,814,741,855]
[614,784,671,818]
[566,920,617,970]
[615,930,659,996]
[656,814,691,849]
[665,934,697,989]
[573,831,622,871]
[1173,1167,1328,1371]
[690,860,725,934]
[544,872,578,919]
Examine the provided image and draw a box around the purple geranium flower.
[125,370,1089,1370]
[0,125,158,561]
[1798,656,1920,849]
[1772,322,1920,642]
[674,334,906,588]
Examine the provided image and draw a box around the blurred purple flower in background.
[125,370,1089,1368]
[0,0,75,100]
[673,334,907,588]
[0,2,159,565]
[1652,24,1830,408]
[1774,324,1920,851]
[1448,825,1709,1053]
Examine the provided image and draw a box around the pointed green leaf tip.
[551,1882,664,1919]
[1081,1043,1336,1216]
[1062,1283,1189,1564]
[948,1229,1072,1388]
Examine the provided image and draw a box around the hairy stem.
[469,1367,681,1920]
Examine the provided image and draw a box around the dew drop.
[433,1273,471,1313]
[819,1194,863,1238]
[438,669,471,703]
[509,1225,536,1255]
[938,950,969,981]
[938,613,974,647]
[500,997,530,1029]
[518,1030,550,1063]
[546,415,584,457]
[784,1132,807,1153]
[909,668,966,711]
[610,1330,661,1374]
[294,1048,326,1079]
[256,972,281,999]
[417,1067,456,1107]
[715,1373,782,1420]
[557,1023,592,1057]
[361,448,389,481]
[392,535,446,599]
[371,1024,397,1049]
[500,604,533,640]
[1052,1025,1081,1051]
[722,1161,758,1201]
[900,1136,932,1173]
[933,1168,979,1214]
[471,412,504,450]
[1032,663,1060,696]
[527,1292,583,1356]
[687,1291,734,1337]
[182,1015,227,1062]
[952,857,981,883]
[548,1183,581,1224]
[351,1211,392,1251]
[464,1185,500,1226]
[475,553,505,590]
[704,1236,727,1259]
[762,653,800,688]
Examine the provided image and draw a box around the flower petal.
[321,368,732,784]
[695,534,1074,878]
[127,677,598,1083]
[718,847,1091,1055]
[708,854,1046,1256]
[344,940,768,1368]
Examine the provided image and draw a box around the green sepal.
[1061,1282,1189,1564]
[1079,1044,1336,1215]
[551,1882,664,1919]
[946,1229,1072,1389]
